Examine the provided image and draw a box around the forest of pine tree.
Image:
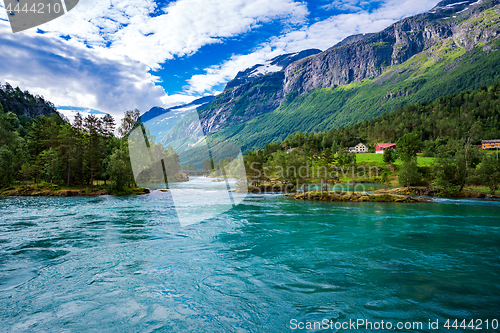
[0,85,183,194]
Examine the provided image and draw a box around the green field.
[355,153,435,168]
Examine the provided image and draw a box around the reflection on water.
[0,187,499,332]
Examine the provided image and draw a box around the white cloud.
[0,21,190,120]
[25,0,309,69]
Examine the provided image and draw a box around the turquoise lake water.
[1,178,500,332]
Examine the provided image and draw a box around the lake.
[1,178,500,332]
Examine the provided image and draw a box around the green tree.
[383,147,397,165]
[19,163,32,184]
[58,123,77,186]
[40,148,60,183]
[0,111,20,147]
[73,112,84,132]
[397,133,421,162]
[245,151,266,183]
[335,149,357,193]
[477,154,500,194]
[162,146,181,180]
[398,159,420,188]
[84,115,103,190]
[107,147,130,191]
[101,114,116,184]
[203,159,212,171]
[0,145,14,187]
[26,116,48,158]
[433,150,461,194]
[118,109,140,137]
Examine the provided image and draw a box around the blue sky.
[0,0,441,119]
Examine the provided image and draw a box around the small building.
[349,143,369,153]
[482,140,500,150]
[376,143,396,154]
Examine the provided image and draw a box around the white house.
[348,143,369,153]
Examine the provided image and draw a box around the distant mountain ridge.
[141,96,214,124]
[192,0,500,152]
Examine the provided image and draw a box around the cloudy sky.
[0,0,440,119]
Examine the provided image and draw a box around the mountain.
[196,0,500,153]
[139,96,214,146]
[197,50,321,134]
[0,82,59,121]
[140,96,214,123]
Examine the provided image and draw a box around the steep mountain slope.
[198,50,321,133]
[199,0,500,152]
[139,96,214,148]
[0,82,59,121]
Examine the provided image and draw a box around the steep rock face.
[200,0,500,137]
[283,0,495,95]
[199,71,286,133]
[327,33,375,49]
[226,49,321,89]
[198,50,321,134]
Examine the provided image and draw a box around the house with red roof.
[376,143,396,154]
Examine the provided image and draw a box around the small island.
[284,190,431,203]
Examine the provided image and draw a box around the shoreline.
[0,185,150,197]
[243,183,500,202]
[374,187,500,199]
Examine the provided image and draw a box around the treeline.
[270,80,500,155]
[0,85,151,192]
[244,80,500,194]
[0,104,131,190]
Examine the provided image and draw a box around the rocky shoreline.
[0,185,150,197]
[374,187,500,199]
[284,191,432,203]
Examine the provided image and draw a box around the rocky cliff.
[283,0,500,95]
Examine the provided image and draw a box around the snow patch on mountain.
[249,63,283,77]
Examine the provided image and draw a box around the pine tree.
[58,123,77,186]
[398,159,420,188]
[84,115,102,190]
[0,145,14,187]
